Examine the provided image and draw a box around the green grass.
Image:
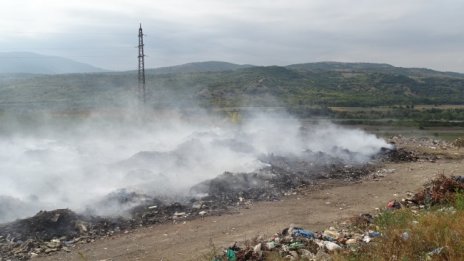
[335,192,464,261]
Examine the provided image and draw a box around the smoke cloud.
[0,110,390,222]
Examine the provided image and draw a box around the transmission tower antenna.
[138,23,146,104]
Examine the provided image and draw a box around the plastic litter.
[363,235,372,243]
[266,241,276,250]
[324,241,341,251]
[401,231,409,241]
[289,242,304,250]
[322,235,336,242]
[427,247,444,256]
[292,228,315,239]
[386,200,401,209]
[226,248,237,261]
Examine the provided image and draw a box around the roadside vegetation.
[204,175,464,261]
[334,193,464,260]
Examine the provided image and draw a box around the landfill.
[0,137,444,260]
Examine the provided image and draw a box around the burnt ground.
[0,143,445,260]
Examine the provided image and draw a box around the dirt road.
[38,159,463,261]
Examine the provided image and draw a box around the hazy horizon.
[1,1,463,73]
[2,51,464,75]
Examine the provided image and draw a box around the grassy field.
[344,124,464,141]
[331,104,464,112]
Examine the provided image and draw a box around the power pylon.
[138,23,146,103]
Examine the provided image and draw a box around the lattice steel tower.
[138,23,146,103]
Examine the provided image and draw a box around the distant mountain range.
[0,52,105,74]
[1,60,464,111]
[150,61,254,74]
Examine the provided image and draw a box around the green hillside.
[1,62,464,112]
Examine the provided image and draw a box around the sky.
[0,0,463,72]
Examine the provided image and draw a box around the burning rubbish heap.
[379,147,418,163]
[191,152,377,206]
[0,148,391,260]
[0,136,424,260]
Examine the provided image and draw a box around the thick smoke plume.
[0,110,390,222]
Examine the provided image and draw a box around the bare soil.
[36,158,464,261]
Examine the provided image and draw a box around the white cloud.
[0,0,463,72]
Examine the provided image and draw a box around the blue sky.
[0,0,463,72]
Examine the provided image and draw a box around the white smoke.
[0,110,390,222]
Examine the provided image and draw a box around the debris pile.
[412,175,464,206]
[214,222,382,261]
[0,203,223,260]
[0,209,84,259]
[379,147,418,162]
[191,152,376,207]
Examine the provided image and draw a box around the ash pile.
[0,147,398,260]
[191,151,377,206]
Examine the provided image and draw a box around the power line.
[138,23,146,104]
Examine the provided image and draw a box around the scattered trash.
[214,223,367,260]
[265,241,276,250]
[226,248,237,261]
[323,241,341,251]
[292,228,315,239]
[346,238,357,245]
[387,200,402,209]
[427,246,444,256]
[288,242,304,250]
[362,235,372,243]
[401,231,410,241]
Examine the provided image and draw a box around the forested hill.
[1,61,463,111]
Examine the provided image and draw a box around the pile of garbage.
[0,202,222,260]
[191,153,376,207]
[0,209,84,259]
[379,147,418,162]
[0,149,397,260]
[214,221,382,261]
